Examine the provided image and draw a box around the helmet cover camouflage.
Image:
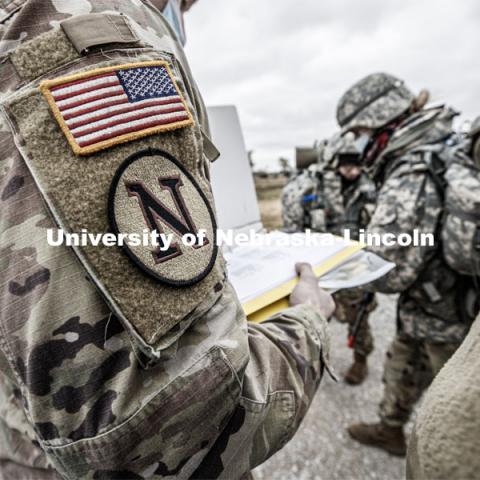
[323,132,361,165]
[322,132,344,162]
[337,72,415,132]
[336,132,362,166]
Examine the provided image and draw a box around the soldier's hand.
[290,263,336,319]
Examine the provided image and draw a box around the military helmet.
[468,116,480,139]
[322,132,344,162]
[337,72,415,132]
[322,132,362,166]
[336,132,362,166]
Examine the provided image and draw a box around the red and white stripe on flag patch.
[40,61,194,156]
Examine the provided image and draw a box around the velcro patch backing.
[6,57,224,357]
[40,61,194,156]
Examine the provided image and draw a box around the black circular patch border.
[108,148,218,287]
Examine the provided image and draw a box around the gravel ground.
[254,293,414,480]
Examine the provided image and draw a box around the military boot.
[347,422,406,456]
[344,353,368,385]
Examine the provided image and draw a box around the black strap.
[341,84,398,127]
[423,152,447,200]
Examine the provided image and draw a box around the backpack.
[442,161,480,277]
[418,143,480,278]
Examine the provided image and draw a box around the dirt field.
[254,175,287,230]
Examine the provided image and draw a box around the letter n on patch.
[40,61,194,155]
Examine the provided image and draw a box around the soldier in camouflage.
[0,1,336,478]
[282,133,378,385]
[337,73,474,456]
[405,113,480,480]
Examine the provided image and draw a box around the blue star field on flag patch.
[116,66,179,102]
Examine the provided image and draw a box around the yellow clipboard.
[245,242,364,323]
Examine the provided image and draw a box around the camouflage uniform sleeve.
[366,163,442,293]
[244,305,329,466]
[193,303,330,478]
[0,144,330,478]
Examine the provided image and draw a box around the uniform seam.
[106,14,130,42]
[240,390,295,407]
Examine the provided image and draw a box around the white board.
[207,106,262,232]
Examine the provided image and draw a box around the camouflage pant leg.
[379,335,460,427]
[424,342,460,375]
[348,314,374,357]
[379,335,432,427]
[334,290,376,357]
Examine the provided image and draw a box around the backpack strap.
[413,147,447,199]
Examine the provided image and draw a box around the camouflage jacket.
[366,106,472,343]
[282,165,376,239]
[0,2,331,479]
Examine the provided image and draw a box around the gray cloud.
[185,0,480,167]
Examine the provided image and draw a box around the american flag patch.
[40,61,193,156]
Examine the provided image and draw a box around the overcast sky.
[185,0,480,169]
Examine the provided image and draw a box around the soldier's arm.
[0,151,331,478]
[193,265,333,477]
[244,305,330,468]
[0,8,332,477]
[365,166,442,293]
